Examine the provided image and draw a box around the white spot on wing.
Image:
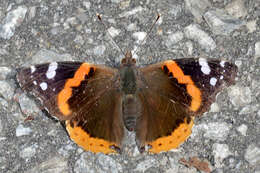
[220,61,225,67]
[40,82,48,90]
[46,62,58,79]
[46,71,56,79]
[210,77,217,86]
[33,81,37,85]
[199,58,211,75]
[220,75,224,80]
[30,66,36,73]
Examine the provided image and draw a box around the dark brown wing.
[17,62,124,154]
[136,58,237,153]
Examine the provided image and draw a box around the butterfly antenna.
[132,13,160,57]
[97,13,125,56]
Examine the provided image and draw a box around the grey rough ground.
[0,0,259,173]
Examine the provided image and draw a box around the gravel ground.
[0,0,259,173]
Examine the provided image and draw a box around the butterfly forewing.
[17,62,125,153]
[17,62,83,119]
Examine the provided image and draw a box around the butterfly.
[17,51,237,154]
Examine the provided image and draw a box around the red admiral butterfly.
[17,50,237,154]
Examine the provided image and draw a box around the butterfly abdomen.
[122,94,141,131]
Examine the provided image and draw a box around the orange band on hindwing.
[162,60,201,112]
[148,117,194,153]
[66,121,118,154]
[57,63,95,116]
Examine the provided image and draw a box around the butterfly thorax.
[120,51,138,94]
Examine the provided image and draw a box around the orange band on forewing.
[57,63,95,116]
[163,60,201,112]
[148,117,194,153]
[66,121,117,154]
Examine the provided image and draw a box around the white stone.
[26,156,68,173]
[126,23,136,31]
[245,144,260,166]
[185,41,193,56]
[28,49,73,65]
[134,157,159,172]
[0,117,3,134]
[19,144,37,159]
[225,0,247,18]
[191,122,231,141]
[210,102,220,112]
[246,20,257,33]
[239,106,256,115]
[204,9,245,36]
[0,66,12,80]
[0,81,15,100]
[133,32,147,44]
[184,0,211,22]
[18,93,41,115]
[165,31,184,47]
[228,86,252,107]
[210,77,217,86]
[236,124,247,136]
[96,154,123,173]
[213,143,232,168]
[184,24,216,52]
[40,82,48,91]
[235,60,242,68]
[28,6,36,20]
[0,6,28,39]
[74,152,96,173]
[16,124,32,137]
[255,42,260,58]
[119,6,143,18]
[107,27,120,38]
[82,1,91,9]
[93,45,106,56]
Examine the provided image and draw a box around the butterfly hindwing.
[136,87,194,153]
[17,62,125,153]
